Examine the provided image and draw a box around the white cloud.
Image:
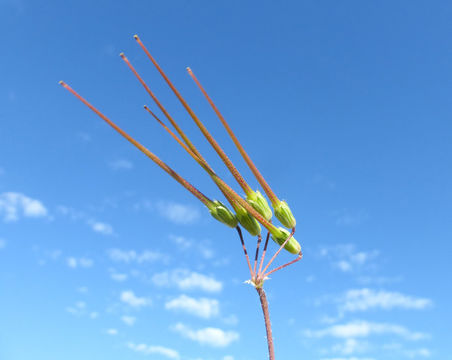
[169,234,193,250]
[120,290,151,308]
[90,221,114,235]
[339,289,432,314]
[67,257,77,268]
[157,201,200,225]
[90,312,99,319]
[305,321,428,341]
[320,357,375,360]
[223,356,234,360]
[57,206,115,236]
[405,348,431,358]
[109,159,133,171]
[106,328,118,335]
[337,260,352,272]
[121,315,136,326]
[152,269,222,293]
[335,209,368,226]
[56,205,85,221]
[0,192,48,222]
[319,244,379,273]
[127,343,179,359]
[79,258,94,267]
[165,295,219,319]
[357,276,403,285]
[66,257,94,269]
[0,238,6,249]
[108,248,167,263]
[66,301,87,316]
[222,314,239,326]
[35,249,62,266]
[331,338,369,355]
[111,273,128,282]
[172,323,239,347]
[169,234,214,259]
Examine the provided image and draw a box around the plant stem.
[256,286,275,360]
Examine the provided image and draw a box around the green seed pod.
[270,227,301,255]
[246,190,272,221]
[209,200,238,228]
[274,200,296,228]
[235,204,261,236]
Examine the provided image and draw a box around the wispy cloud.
[319,244,379,273]
[381,343,432,358]
[405,348,431,358]
[127,343,180,359]
[334,209,368,226]
[157,201,200,225]
[120,290,151,308]
[169,234,193,250]
[109,159,133,171]
[320,357,375,360]
[90,312,99,319]
[106,328,118,335]
[356,276,403,285]
[330,338,369,356]
[304,320,428,341]
[66,301,87,316]
[108,248,168,264]
[172,323,239,347]
[66,257,94,269]
[152,269,222,293]
[121,315,136,326]
[165,295,219,319]
[56,206,85,221]
[77,132,92,142]
[222,314,239,326]
[110,272,128,282]
[57,206,115,236]
[90,221,114,235]
[67,257,93,268]
[169,234,215,259]
[0,192,48,222]
[338,289,432,314]
[33,248,62,266]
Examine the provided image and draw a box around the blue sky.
[1,1,451,359]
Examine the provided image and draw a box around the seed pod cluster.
[60,35,302,261]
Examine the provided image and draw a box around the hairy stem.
[256,287,275,360]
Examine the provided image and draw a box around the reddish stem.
[261,227,295,276]
[256,287,275,360]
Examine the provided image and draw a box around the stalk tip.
[133,34,139,40]
[58,80,65,85]
[186,67,192,73]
